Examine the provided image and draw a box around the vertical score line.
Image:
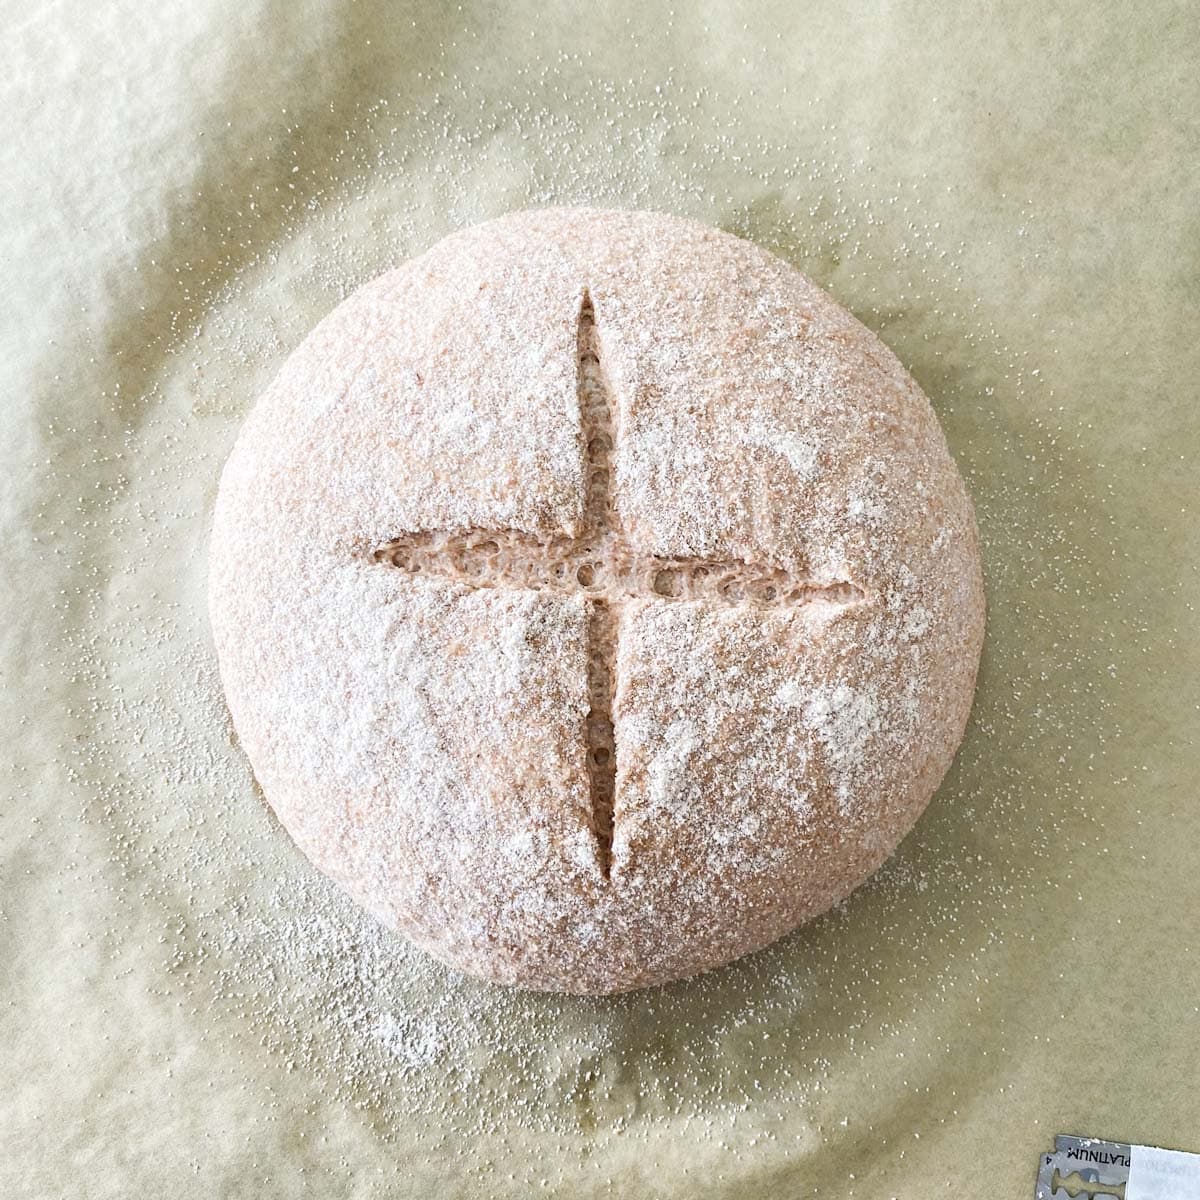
[578,291,619,877]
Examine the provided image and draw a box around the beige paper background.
[3,2,1197,1196]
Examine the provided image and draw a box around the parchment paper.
[3,2,1198,1196]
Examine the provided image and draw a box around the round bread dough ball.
[209,208,984,994]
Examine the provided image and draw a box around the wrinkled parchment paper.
[3,2,1198,1196]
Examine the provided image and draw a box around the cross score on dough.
[373,291,867,877]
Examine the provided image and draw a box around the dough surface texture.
[209,208,985,994]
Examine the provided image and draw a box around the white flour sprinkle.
[23,48,1151,1189]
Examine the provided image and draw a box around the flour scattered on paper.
[44,46,1144,1184]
